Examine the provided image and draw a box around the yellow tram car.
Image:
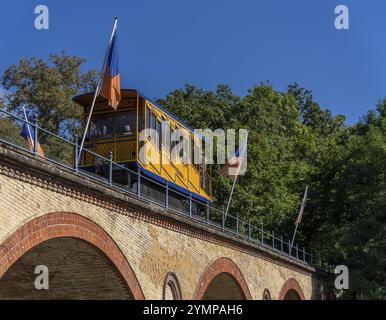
[73,89,212,204]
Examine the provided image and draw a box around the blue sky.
[1,0,385,124]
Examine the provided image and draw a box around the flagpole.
[290,222,299,254]
[22,106,34,149]
[224,177,237,221]
[223,135,248,223]
[290,185,308,253]
[77,17,118,166]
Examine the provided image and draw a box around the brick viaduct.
[0,146,325,299]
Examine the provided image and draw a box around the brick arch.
[163,272,182,300]
[0,212,145,300]
[278,278,305,300]
[263,288,272,300]
[194,257,252,300]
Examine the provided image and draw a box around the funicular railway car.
[73,89,212,214]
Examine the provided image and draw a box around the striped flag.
[20,118,45,157]
[221,138,248,179]
[295,185,308,225]
[99,27,121,110]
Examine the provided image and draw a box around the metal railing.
[0,108,318,267]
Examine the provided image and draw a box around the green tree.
[158,83,347,233]
[328,104,385,299]
[0,98,26,147]
[2,51,97,138]
[1,52,98,163]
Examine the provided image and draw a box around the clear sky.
[1,0,385,124]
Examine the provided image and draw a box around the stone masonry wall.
[0,146,323,299]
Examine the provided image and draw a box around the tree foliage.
[159,83,385,299]
[2,51,97,138]
[1,52,97,162]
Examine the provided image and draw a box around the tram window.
[200,166,208,191]
[138,107,143,132]
[156,119,162,150]
[151,112,156,130]
[162,121,171,163]
[190,136,195,165]
[116,111,135,134]
[181,136,189,162]
[146,107,151,131]
[179,135,184,159]
[184,136,189,163]
[192,139,201,171]
[194,150,201,172]
[171,128,176,159]
[151,112,156,141]
[89,114,113,138]
[201,170,210,194]
[162,120,170,150]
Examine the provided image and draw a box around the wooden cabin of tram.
[73,89,212,204]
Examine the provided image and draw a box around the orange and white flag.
[99,27,121,110]
[221,138,248,179]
